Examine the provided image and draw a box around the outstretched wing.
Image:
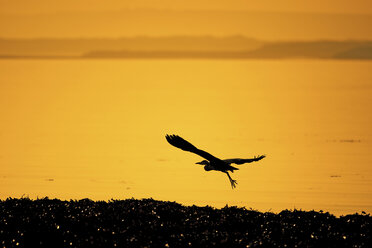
[223,155,266,165]
[165,134,222,163]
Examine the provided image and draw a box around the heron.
[165,134,265,189]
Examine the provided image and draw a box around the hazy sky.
[1,0,372,14]
[1,1,372,39]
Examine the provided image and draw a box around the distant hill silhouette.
[82,50,256,59]
[1,37,372,60]
[0,36,261,57]
[82,40,372,59]
[334,46,372,59]
[244,41,372,59]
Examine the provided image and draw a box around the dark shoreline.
[0,198,371,247]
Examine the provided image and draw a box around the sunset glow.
[1,1,372,216]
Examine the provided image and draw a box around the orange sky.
[1,0,372,14]
[1,0,372,39]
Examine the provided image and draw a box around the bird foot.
[230,179,238,189]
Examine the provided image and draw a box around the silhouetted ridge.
[242,41,372,59]
[334,46,372,59]
[82,50,256,59]
[0,36,261,57]
[2,37,372,59]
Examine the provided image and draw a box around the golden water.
[1,59,371,216]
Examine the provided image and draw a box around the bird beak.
[195,162,202,165]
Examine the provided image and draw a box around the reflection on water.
[0,59,371,216]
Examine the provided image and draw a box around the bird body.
[195,159,238,172]
[165,134,265,189]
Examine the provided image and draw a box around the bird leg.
[226,172,237,189]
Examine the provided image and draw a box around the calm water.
[0,59,371,216]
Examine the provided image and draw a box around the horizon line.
[2,8,372,16]
[1,36,372,42]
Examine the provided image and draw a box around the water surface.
[0,59,371,216]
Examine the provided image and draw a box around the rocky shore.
[0,198,370,247]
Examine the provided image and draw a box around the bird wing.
[165,134,223,163]
[223,155,266,165]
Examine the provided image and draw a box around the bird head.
[195,160,209,165]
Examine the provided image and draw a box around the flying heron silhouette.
[165,134,265,189]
